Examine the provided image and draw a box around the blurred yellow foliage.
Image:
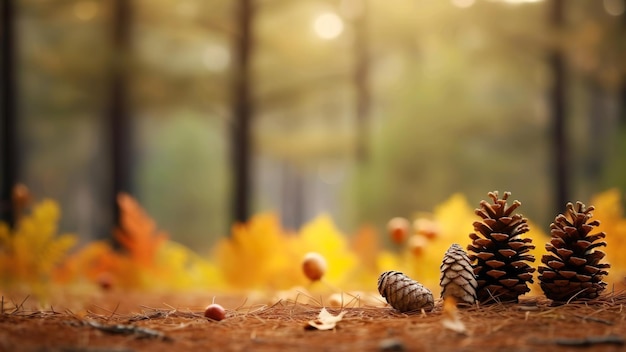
[212,213,299,290]
[5,190,625,298]
[590,189,626,290]
[0,199,77,289]
[212,213,359,291]
[154,241,224,290]
[524,219,549,296]
[297,215,359,286]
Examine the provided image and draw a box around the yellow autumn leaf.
[376,250,405,273]
[155,241,224,291]
[525,219,549,296]
[590,189,626,290]
[0,199,77,288]
[297,214,359,288]
[212,213,301,290]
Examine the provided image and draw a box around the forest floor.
[1,289,626,352]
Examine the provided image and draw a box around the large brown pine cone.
[467,191,536,303]
[538,201,610,302]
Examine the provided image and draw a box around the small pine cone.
[377,271,434,312]
[538,201,610,302]
[467,191,536,303]
[440,244,478,305]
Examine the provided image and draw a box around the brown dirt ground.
[1,290,626,352]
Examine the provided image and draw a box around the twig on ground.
[572,314,613,326]
[86,320,172,341]
[532,335,624,347]
[10,295,30,315]
[564,288,591,305]
[127,310,170,322]
[107,302,120,322]
[89,302,123,319]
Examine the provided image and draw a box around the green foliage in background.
[136,113,229,250]
[11,0,626,245]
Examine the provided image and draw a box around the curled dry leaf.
[306,308,346,331]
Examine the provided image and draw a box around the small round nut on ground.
[204,303,226,321]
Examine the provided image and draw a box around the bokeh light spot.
[451,0,475,8]
[202,45,230,72]
[313,13,344,40]
[604,0,625,16]
[74,1,98,21]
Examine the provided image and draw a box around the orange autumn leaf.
[54,240,141,289]
[114,193,168,268]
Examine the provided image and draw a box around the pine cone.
[377,271,434,312]
[538,201,610,302]
[440,244,477,305]
[467,191,536,303]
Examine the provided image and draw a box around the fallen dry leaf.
[441,297,467,335]
[306,307,346,331]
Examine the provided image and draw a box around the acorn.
[204,303,226,321]
[387,217,411,244]
[302,252,327,281]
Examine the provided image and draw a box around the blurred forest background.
[1,0,625,253]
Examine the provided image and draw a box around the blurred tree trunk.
[549,0,568,212]
[585,80,609,190]
[353,0,370,163]
[622,78,626,127]
[619,80,626,130]
[109,0,132,232]
[231,0,254,224]
[281,162,303,230]
[1,0,18,227]
[622,13,626,127]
